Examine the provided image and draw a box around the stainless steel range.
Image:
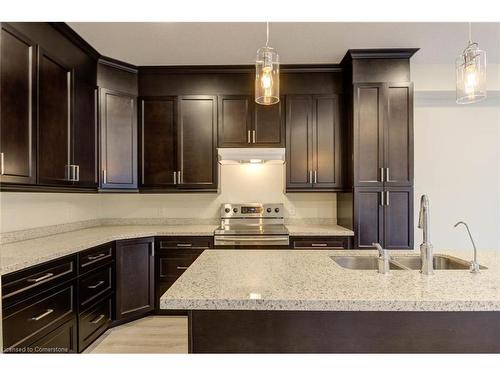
[214,203,289,247]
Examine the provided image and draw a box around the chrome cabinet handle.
[247,130,251,144]
[311,243,328,247]
[102,169,107,184]
[88,253,106,261]
[90,314,105,324]
[380,191,385,206]
[177,171,182,184]
[173,171,177,184]
[314,170,317,184]
[380,167,385,182]
[176,266,189,270]
[75,165,80,182]
[252,130,256,143]
[385,191,390,206]
[385,168,390,182]
[30,309,54,321]
[27,273,54,283]
[1,152,5,175]
[176,243,192,247]
[309,170,313,184]
[216,236,289,241]
[88,280,105,289]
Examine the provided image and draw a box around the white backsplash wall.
[0,164,337,233]
[0,192,102,233]
[99,164,337,220]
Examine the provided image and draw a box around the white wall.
[412,63,500,251]
[0,164,337,233]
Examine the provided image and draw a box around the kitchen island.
[160,249,500,353]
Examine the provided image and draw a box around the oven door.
[214,235,290,248]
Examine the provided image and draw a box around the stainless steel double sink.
[331,254,487,271]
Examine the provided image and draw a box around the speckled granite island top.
[160,249,500,312]
[0,225,217,275]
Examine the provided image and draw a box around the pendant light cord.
[468,22,472,44]
[266,22,269,47]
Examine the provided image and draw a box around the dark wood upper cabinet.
[71,81,98,187]
[177,95,217,189]
[384,83,413,187]
[254,100,284,147]
[37,48,73,186]
[140,97,177,187]
[217,95,284,148]
[0,24,37,185]
[354,82,413,188]
[99,88,138,190]
[286,95,313,190]
[217,95,252,147]
[353,84,384,188]
[115,237,155,321]
[286,94,343,191]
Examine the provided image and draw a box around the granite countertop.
[287,224,354,236]
[0,221,354,275]
[0,225,217,275]
[160,249,500,312]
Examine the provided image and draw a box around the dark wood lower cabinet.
[115,237,155,322]
[28,317,77,354]
[189,310,500,353]
[78,295,112,352]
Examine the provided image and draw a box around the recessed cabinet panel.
[385,83,413,186]
[384,187,413,249]
[141,97,177,186]
[37,49,72,186]
[0,25,36,184]
[254,101,283,146]
[354,188,383,248]
[177,96,217,189]
[100,88,137,189]
[218,95,252,147]
[354,85,384,187]
[314,95,342,188]
[286,95,313,189]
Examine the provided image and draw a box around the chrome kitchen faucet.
[418,195,434,275]
[454,221,480,273]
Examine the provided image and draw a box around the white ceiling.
[68,22,500,66]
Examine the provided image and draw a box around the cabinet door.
[254,100,284,147]
[99,88,137,189]
[217,95,252,147]
[286,95,313,190]
[37,48,72,186]
[115,237,154,321]
[177,95,217,189]
[140,97,177,187]
[353,84,384,187]
[384,83,413,187]
[383,187,413,249]
[312,94,343,189]
[0,24,37,185]
[354,187,384,249]
[71,81,97,187]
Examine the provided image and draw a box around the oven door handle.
[215,236,289,241]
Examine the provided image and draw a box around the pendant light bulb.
[255,22,280,105]
[456,22,487,104]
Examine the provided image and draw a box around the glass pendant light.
[255,22,279,105]
[456,22,487,104]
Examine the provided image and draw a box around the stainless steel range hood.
[217,148,285,165]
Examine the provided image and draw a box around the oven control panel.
[220,203,284,218]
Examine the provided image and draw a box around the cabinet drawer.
[78,296,112,352]
[78,264,113,309]
[27,318,77,354]
[158,236,213,250]
[2,256,76,303]
[3,283,75,349]
[79,243,114,273]
[158,252,202,280]
[292,237,351,249]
